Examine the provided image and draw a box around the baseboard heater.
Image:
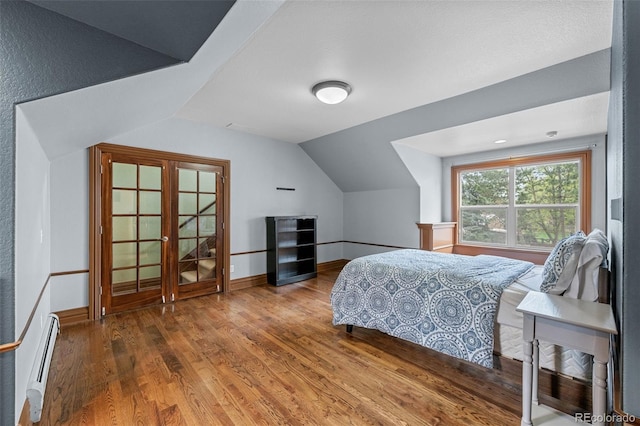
[26,313,60,423]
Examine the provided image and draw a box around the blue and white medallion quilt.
[330,249,533,368]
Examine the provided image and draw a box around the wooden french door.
[172,162,224,300]
[98,147,226,315]
[101,154,168,314]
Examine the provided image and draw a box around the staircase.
[180,249,216,283]
[178,201,217,284]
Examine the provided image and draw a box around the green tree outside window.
[459,160,581,249]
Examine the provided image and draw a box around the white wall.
[50,149,90,312]
[441,134,607,230]
[343,188,420,259]
[14,108,52,422]
[392,143,443,223]
[47,117,344,310]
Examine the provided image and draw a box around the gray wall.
[0,1,178,422]
[44,127,336,311]
[100,117,343,282]
[343,188,420,260]
[609,0,640,416]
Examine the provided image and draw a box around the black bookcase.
[266,216,317,286]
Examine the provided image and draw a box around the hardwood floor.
[41,267,528,425]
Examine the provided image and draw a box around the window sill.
[453,244,549,265]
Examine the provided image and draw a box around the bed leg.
[346,325,353,333]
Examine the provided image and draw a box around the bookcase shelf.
[266,216,317,286]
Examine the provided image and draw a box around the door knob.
[160,236,169,242]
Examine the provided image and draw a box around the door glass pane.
[179,238,198,259]
[140,165,161,190]
[112,268,136,284]
[180,261,197,284]
[179,169,197,191]
[179,216,197,238]
[197,259,215,280]
[179,193,197,215]
[112,217,136,241]
[139,216,161,240]
[112,268,137,296]
[199,216,216,237]
[198,238,211,258]
[140,191,161,214]
[112,163,137,188]
[139,241,161,265]
[113,242,137,268]
[200,171,216,193]
[139,266,161,290]
[112,190,137,214]
[199,194,216,214]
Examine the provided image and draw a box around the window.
[452,151,591,251]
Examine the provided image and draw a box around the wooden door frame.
[89,143,231,319]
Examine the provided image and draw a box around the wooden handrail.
[178,200,217,230]
[0,269,89,353]
[0,275,51,354]
[0,340,21,353]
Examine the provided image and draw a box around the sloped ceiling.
[394,92,610,158]
[177,0,612,144]
[28,0,235,62]
[18,0,613,194]
[3,0,186,104]
[300,50,611,192]
[19,1,286,160]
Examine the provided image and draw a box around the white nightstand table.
[516,292,617,426]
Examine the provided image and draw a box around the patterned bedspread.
[330,249,533,368]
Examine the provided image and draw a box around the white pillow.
[539,231,587,294]
[564,229,608,301]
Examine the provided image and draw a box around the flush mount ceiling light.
[493,139,507,144]
[311,80,352,104]
[546,130,558,138]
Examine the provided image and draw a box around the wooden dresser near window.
[417,222,457,253]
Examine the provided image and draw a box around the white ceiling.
[177,0,613,153]
[394,92,610,157]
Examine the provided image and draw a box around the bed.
[330,229,609,380]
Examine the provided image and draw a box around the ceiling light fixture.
[546,130,558,138]
[493,139,507,144]
[312,80,352,104]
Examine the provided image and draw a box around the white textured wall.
[343,188,420,259]
[14,108,52,421]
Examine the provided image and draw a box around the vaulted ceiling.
[178,0,612,148]
[18,0,613,192]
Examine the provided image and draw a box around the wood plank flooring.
[41,267,526,425]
